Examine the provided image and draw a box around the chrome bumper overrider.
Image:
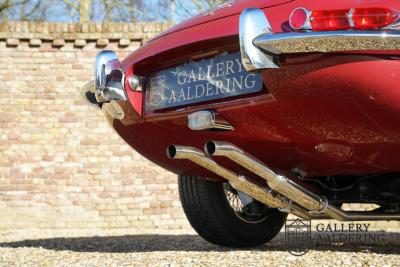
[80,50,133,122]
[80,79,128,121]
[80,50,127,108]
[239,8,400,71]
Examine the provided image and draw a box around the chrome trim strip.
[253,30,400,55]
[201,0,234,16]
[289,7,312,30]
[383,18,400,30]
[347,8,355,28]
[239,8,279,71]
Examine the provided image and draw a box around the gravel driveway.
[0,228,399,266]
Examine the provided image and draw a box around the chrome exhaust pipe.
[205,141,400,221]
[167,145,312,219]
[324,206,400,221]
[205,141,327,212]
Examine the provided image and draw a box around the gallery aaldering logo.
[149,76,166,107]
[285,219,311,256]
[315,222,385,245]
[285,220,386,256]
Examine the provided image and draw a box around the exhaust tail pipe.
[205,141,400,221]
[167,145,312,219]
[205,141,327,212]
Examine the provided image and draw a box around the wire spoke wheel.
[179,175,288,247]
[223,183,270,223]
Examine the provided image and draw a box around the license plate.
[145,52,263,111]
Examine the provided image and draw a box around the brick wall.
[0,21,190,230]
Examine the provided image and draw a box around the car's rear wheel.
[178,174,287,247]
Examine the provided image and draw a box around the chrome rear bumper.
[254,30,400,55]
[239,8,400,70]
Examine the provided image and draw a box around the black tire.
[178,174,287,247]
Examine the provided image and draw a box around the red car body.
[82,0,400,247]
[111,0,400,181]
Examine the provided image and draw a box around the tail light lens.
[352,7,399,29]
[310,9,350,31]
[289,7,399,31]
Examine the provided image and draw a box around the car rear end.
[81,0,400,180]
[80,0,400,248]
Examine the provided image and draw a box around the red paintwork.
[114,0,400,182]
[152,0,292,40]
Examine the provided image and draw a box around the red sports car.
[81,0,400,247]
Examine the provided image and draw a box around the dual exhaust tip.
[167,141,219,159]
[167,141,400,221]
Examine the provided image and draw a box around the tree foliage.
[0,0,227,23]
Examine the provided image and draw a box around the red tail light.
[289,7,399,31]
[352,7,399,29]
[310,9,350,31]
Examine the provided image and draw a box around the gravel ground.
[0,228,399,266]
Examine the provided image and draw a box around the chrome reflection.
[253,30,400,55]
[239,8,279,71]
[95,50,127,102]
[205,140,400,221]
[103,100,125,120]
[288,7,312,30]
[167,144,316,220]
[101,99,142,126]
[188,110,234,131]
[167,145,297,211]
[128,74,144,92]
[239,8,400,70]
